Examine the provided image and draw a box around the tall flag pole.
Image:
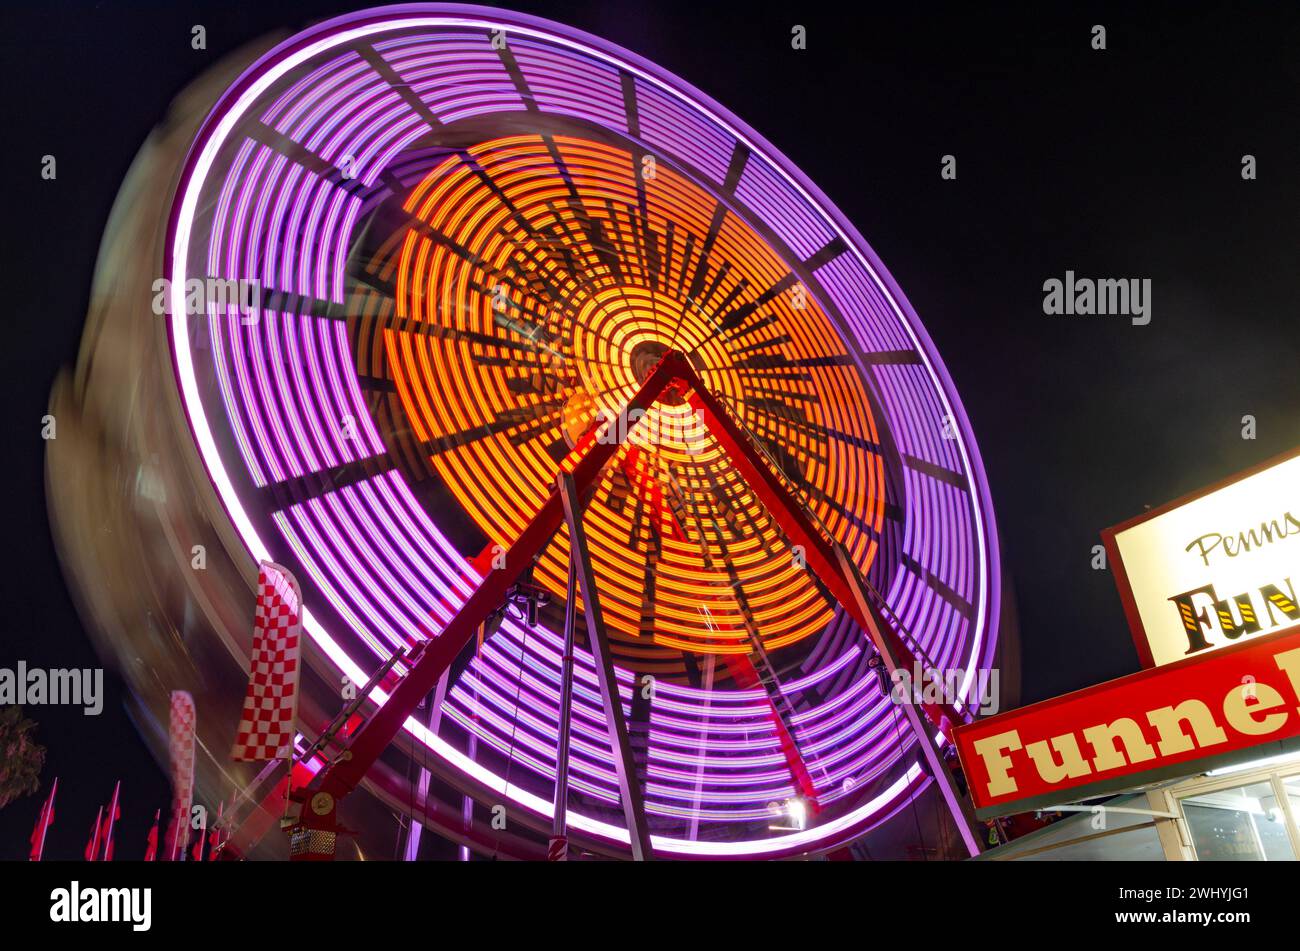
[28,778,57,862]
[84,806,103,862]
[100,780,122,861]
[207,800,224,861]
[191,807,207,862]
[231,562,302,763]
[144,808,160,862]
[165,690,197,861]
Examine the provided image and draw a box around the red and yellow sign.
[953,622,1300,818]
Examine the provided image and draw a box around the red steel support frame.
[833,545,984,857]
[290,350,972,858]
[683,376,963,730]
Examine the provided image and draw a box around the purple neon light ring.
[165,4,1001,858]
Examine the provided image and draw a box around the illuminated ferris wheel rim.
[164,3,1002,857]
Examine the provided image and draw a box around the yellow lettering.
[1222,682,1288,735]
[1082,718,1156,770]
[971,730,1022,797]
[1273,647,1300,712]
[1146,699,1228,755]
[1025,733,1092,783]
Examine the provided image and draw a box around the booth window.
[1284,775,1300,848]
[1175,763,1300,861]
[1180,780,1295,860]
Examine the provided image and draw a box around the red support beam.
[678,352,965,730]
[289,349,967,857]
[291,355,688,853]
[724,654,820,811]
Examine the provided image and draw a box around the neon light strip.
[168,7,995,856]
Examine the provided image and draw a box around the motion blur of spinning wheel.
[52,4,1009,859]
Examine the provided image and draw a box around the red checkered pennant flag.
[190,807,207,862]
[99,781,121,861]
[165,690,196,861]
[84,806,103,862]
[28,778,56,862]
[231,562,303,762]
[143,809,160,862]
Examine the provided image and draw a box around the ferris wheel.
[159,3,1002,859]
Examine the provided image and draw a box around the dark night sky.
[0,1,1296,860]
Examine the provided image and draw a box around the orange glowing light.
[375,134,885,675]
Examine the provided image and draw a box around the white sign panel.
[1104,451,1300,667]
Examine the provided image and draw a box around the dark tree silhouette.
[0,706,46,810]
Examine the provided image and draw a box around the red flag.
[207,800,224,861]
[165,691,197,861]
[144,809,160,862]
[191,807,207,862]
[28,778,57,862]
[232,562,303,762]
[99,781,122,861]
[84,806,103,862]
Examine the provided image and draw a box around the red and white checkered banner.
[547,835,568,862]
[165,690,196,861]
[231,561,303,762]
